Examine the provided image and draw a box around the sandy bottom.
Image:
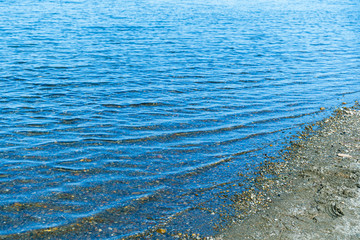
[217,108,360,240]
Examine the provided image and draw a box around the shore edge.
[216,107,360,239]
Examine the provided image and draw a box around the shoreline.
[216,107,360,239]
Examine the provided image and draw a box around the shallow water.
[0,0,359,238]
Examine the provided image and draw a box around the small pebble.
[156,228,166,234]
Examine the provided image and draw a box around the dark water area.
[0,0,359,238]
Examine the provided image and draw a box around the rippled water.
[0,0,359,238]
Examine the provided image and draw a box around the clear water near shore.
[0,0,359,238]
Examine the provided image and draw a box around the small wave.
[34,65,70,70]
[102,102,169,109]
[15,130,51,136]
[59,118,86,125]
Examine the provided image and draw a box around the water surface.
[0,0,359,238]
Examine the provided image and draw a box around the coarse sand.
[217,107,360,240]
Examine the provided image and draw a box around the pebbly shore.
[217,106,360,240]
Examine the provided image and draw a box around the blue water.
[0,0,359,238]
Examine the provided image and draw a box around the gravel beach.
[217,107,360,240]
